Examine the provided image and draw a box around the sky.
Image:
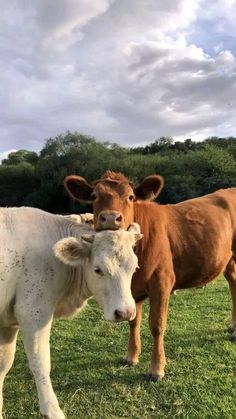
[0,0,236,159]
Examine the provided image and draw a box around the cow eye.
[94,267,104,276]
[129,195,135,201]
[90,193,96,201]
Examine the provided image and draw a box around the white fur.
[0,207,140,419]
[64,213,94,225]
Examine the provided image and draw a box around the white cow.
[0,207,142,419]
[63,212,94,225]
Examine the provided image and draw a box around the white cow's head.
[54,223,143,322]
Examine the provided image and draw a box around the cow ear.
[53,236,93,266]
[134,175,164,201]
[81,234,95,244]
[64,175,94,202]
[127,223,143,243]
[80,213,94,225]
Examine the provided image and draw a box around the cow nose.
[114,308,136,322]
[98,211,124,230]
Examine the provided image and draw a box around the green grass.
[3,277,236,418]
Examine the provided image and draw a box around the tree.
[2,150,38,166]
[0,163,39,207]
[0,132,235,211]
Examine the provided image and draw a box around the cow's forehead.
[94,180,134,196]
[93,230,133,253]
[92,230,137,273]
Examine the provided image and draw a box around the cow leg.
[124,301,143,365]
[224,257,236,340]
[15,307,65,419]
[146,272,173,382]
[0,326,18,419]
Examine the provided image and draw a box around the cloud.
[0,0,236,152]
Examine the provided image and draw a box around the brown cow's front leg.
[123,301,143,365]
[146,271,174,382]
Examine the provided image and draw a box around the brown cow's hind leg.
[123,301,143,365]
[224,257,236,341]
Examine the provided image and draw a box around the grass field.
[3,277,236,419]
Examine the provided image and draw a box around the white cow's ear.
[80,213,94,225]
[53,236,92,266]
[81,234,95,244]
[127,223,143,243]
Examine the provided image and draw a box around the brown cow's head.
[64,170,164,230]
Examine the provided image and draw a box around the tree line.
[0,132,236,213]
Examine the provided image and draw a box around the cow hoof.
[145,373,163,383]
[228,326,235,334]
[122,359,137,367]
[229,334,236,342]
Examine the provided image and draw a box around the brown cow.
[64,171,236,382]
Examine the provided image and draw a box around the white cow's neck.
[53,219,93,318]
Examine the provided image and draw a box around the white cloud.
[0,0,236,152]
[216,50,235,66]
[37,0,113,51]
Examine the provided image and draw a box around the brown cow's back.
[133,187,236,291]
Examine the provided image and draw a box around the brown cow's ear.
[64,175,94,202]
[134,175,164,201]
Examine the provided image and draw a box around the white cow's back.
[0,207,92,326]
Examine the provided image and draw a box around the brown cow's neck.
[133,200,165,229]
[133,201,169,263]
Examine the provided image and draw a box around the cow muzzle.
[114,307,136,322]
[97,210,124,230]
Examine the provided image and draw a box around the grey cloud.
[0,0,236,152]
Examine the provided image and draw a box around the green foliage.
[33,132,130,211]
[0,132,236,210]
[2,150,39,166]
[156,144,236,203]
[0,162,39,207]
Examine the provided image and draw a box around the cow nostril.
[100,215,107,223]
[114,309,124,321]
[115,215,122,223]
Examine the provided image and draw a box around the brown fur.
[64,172,236,380]
[100,170,130,183]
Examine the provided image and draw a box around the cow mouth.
[96,224,121,231]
